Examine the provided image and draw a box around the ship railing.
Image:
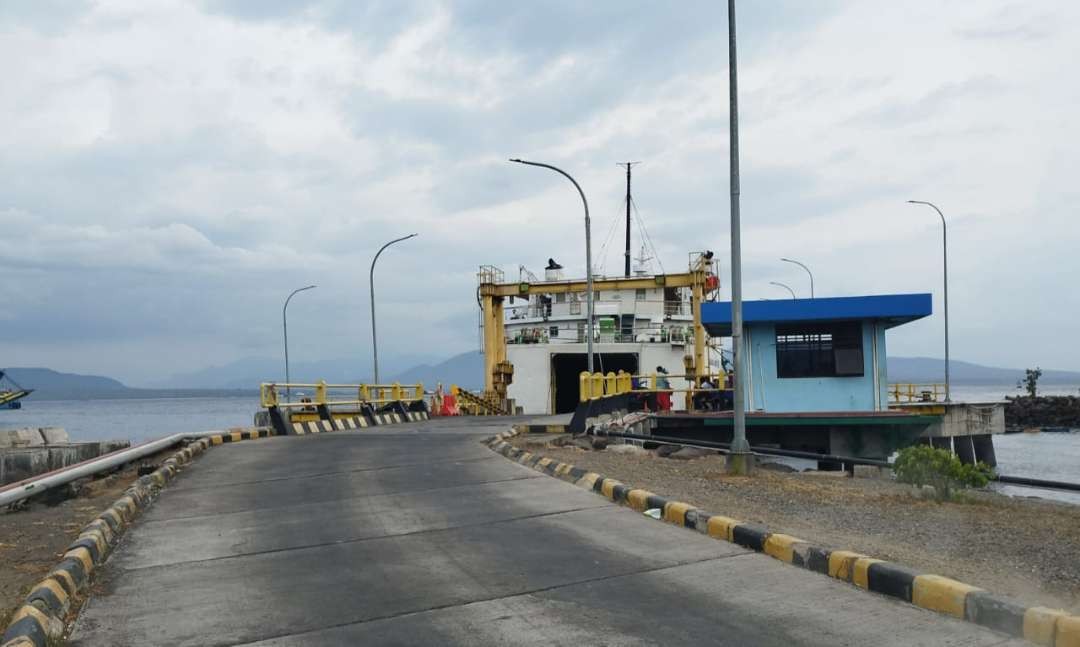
[578,370,732,403]
[888,383,947,404]
[506,321,695,345]
[504,299,692,321]
[260,381,425,409]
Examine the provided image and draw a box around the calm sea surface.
[1,396,259,443]
[3,385,1078,503]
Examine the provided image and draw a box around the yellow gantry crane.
[477,252,718,411]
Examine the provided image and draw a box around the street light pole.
[727,0,752,471]
[370,233,418,384]
[509,159,594,374]
[907,200,950,402]
[780,257,814,298]
[769,281,797,301]
[283,284,317,400]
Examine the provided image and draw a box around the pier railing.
[578,371,731,403]
[260,381,424,409]
[888,383,947,404]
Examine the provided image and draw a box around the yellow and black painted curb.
[511,423,568,435]
[0,428,275,647]
[483,428,1080,647]
[290,411,430,435]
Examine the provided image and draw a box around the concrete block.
[38,427,69,445]
[0,428,45,448]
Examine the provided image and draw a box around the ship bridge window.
[635,289,647,301]
[555,293,566,303]
[775,322,863,378]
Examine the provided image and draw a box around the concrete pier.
[69,417,1021,646]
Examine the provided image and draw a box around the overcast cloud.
[1,1,1077,385]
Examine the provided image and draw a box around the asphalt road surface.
[71,417,1023,646]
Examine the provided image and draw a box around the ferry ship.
[474,165,723,416]
[478,249,722,415]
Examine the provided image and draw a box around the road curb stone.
[483,427,1080,646]
[0,428,275,647]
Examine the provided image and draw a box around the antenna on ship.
[617,162,640,278]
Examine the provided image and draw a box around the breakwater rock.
[1004,395,1080,428]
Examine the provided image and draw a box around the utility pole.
[618,162,639,277]
[907,200,950,402]
[370,234,418,384]
[780,257,814,299]
[283,285,317,401]
[727,0,753,474]
[510,159,594,373]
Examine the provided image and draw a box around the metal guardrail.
[578,371,731,403]
[889,383,946,403]
[260,381,424,409]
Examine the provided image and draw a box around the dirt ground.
[0,463,145,626]
[510,435,1080,613]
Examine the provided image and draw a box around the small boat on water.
[0,370,32,410]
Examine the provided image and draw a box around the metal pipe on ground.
[0,429,232,508]
[590,428,1080,493]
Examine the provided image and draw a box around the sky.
[1,0,1078,386]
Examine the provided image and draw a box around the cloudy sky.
[1,1,1077,386]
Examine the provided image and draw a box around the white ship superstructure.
[477,252,721,415]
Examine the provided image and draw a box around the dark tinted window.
[775,322,864,378]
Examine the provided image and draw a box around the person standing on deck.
[655,366,672,411]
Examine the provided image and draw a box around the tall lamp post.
[907,200,950,402]
[769,281,797,301]
[509,158,594,374]
[370,234,418,384]
[283,284,317,400]
[726,0,752,472]
[780,257,814,298]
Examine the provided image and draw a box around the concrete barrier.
[483,427,1080,646]
[1,427,131,487]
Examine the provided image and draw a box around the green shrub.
[893,444,993,502]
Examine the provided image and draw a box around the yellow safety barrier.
[576,371,732,403]
[260,381,425,409]
[889,383,946,404]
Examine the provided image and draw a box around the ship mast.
[618,162,639,278]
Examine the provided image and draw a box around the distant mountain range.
[3,351,486,400]
[1,368,251,401]
[885,357,1080,385]
[145,351,484,391]
[4,354,1077,400]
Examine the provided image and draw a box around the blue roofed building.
[701,294,933,413]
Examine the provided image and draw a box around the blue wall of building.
[742,320,888,412]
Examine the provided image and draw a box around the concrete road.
[71,417,1022,646]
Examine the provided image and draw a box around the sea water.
[1,396,258,442]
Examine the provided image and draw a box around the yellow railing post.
[360,384,370,403]
[261,384,278,408]
[579,371,591,402]
[617,370,632,394]
[392,382,403,401]
[605,371,616,397]
[591,372,604,400]
[315,380,327,405]
[415,383,424,402]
